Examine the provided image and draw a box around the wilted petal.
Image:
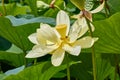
[90,1,105,14]
[74,36,95,48]
[51,48,65,66]
[56,10,70,36]
[84,10,92,21]
[40,23,59,43]
[28,33,38,44]
[63,44,81,56]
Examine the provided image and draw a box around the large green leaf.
[0,44,33,67]
[96,54,115,80]
[26,0,38,16]
[108,0,120,14]
[6,15,55,26]
[70,53,93,80]
[93,12,120,53]
[0,51,24,67]
[0,74,6,80]
[0,3,30,16]
[0,16,55,51]
[0,17,39,51]
[0,36,11,51]
[4,61,77,80]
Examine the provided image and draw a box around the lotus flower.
[26,10,97,66]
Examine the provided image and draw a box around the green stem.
[66,54,70,80]
[23,50,27,67]
[34,58,37,65]
[0,63,2,73]
[2,0,6,16]
[20,0,24,5]
[54,5,61,10]
[9,0,11,3]
[114,54,119,80]
[85,18,97,80]
[104,2,109,17]
[104,0,110,17]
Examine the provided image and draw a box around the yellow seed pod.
[70,0,85,10]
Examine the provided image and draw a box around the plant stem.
[114,54,119,80]
[23,50,27,67]
[2,0,6,16]
[104,0,110,17]
[0,63,2,73]
[66,54,70,80]
[20,0,24,5]
[104,2,109,17]
[54,5,61,10]
[85,18,97,80]
[34,58,37,65]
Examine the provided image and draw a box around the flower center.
[56,24,67,38]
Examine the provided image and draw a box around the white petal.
[69,31,79,43]
[70,17,89,39]
[71,17,94,38]
[25,45,47,58]
[40,23,59,43]
[90,1,105,14]
[26,44,58,58]
[51,48,65,66]
[63,44,81,56]
[28,33,38,44]
[74,36,94,48]
[94,37,99,42]
[56,10,70,36]
[90,23,95,31]
[69,19,81,42]
[78,17,89,38]
[36,29,46,49]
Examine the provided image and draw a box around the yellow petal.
[74,36,95,48]
[56,10,70,36]
[28,33,38,44]
[63,44,81,56]
[51,48,65,66]
[56,24,67,38]
[90,1,105,14]
[40,23,59,43]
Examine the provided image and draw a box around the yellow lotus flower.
[26,10,96,66]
